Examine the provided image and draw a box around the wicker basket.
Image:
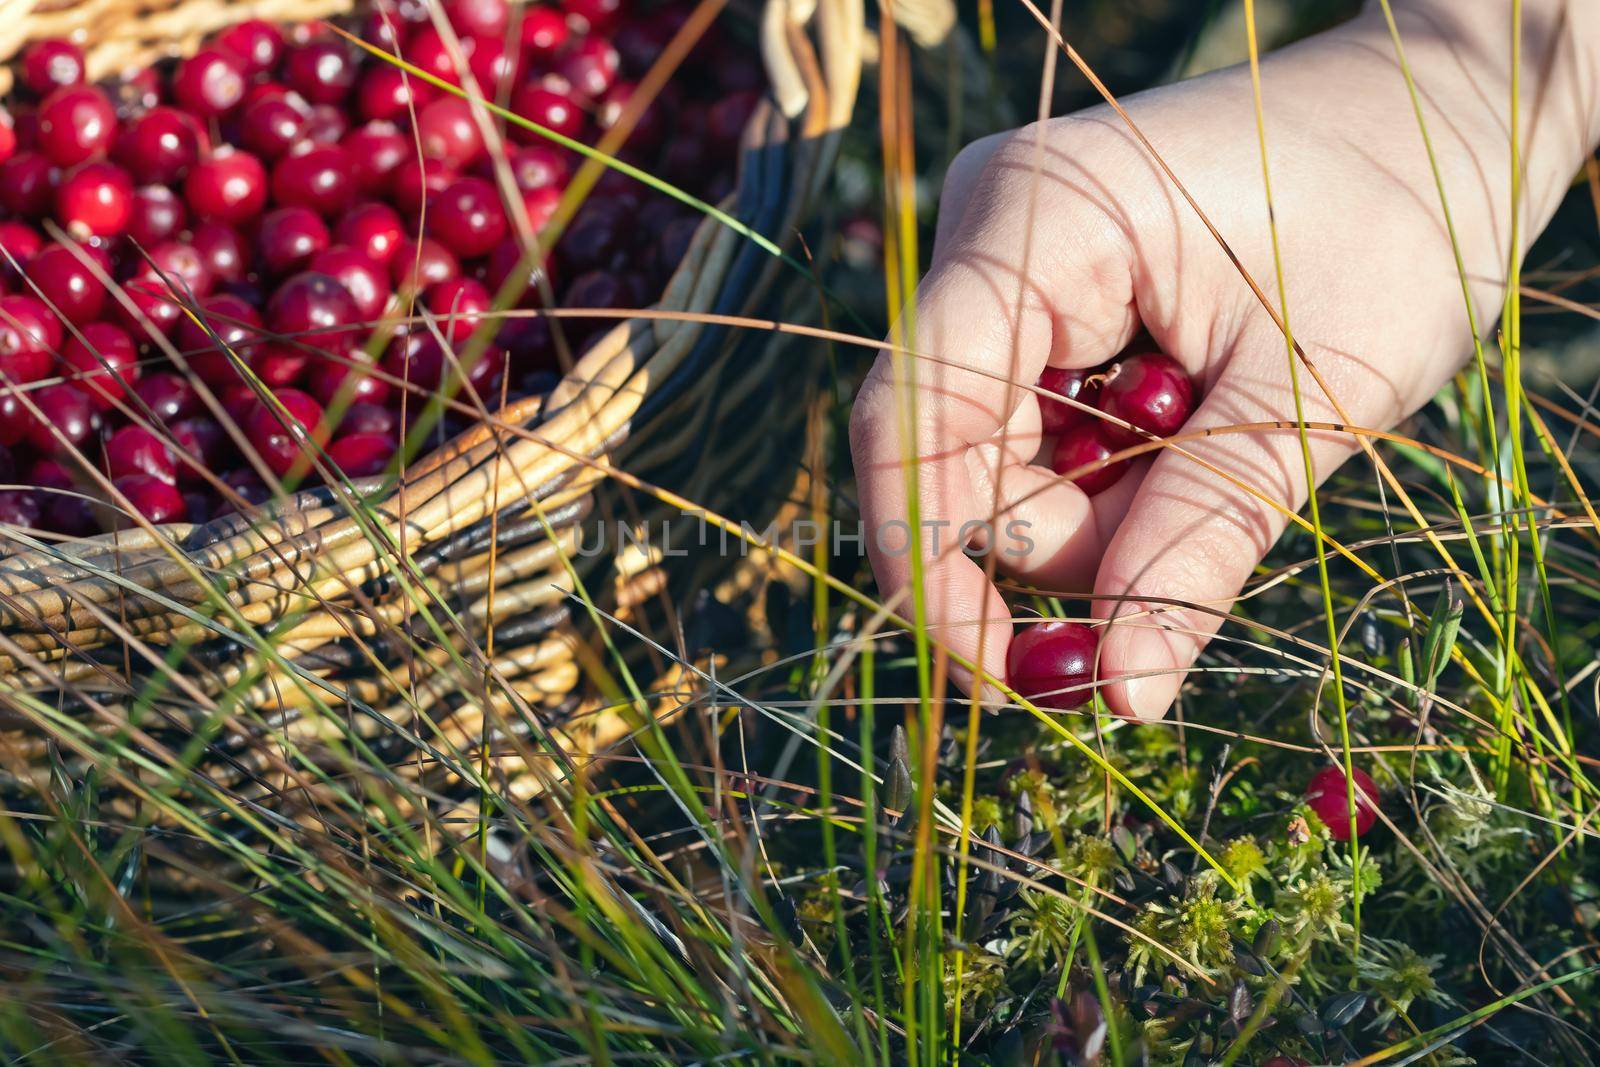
[0,0,862,813]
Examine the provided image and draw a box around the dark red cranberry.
[0,392,30,446]
[557,37,620,101]
[345,121,408,195]
[168,416,226,482]
[186,148,268,224]
[559,202,625,272]
[134,371,199,423]
[1305,766,1381,841]
[391,156,455,218]
[214,19,285,76]
[56,161,133,237]
[25,383,99,453]
[112,473,185,524]
[486,238,553,296]
[424,277,492,342]
[563,0,621,33]
[267,271,360,351]
[519,7,569,56]
[37,85,116,167]
[221,383,261,423]
[254,345,307,387]
[328,432,395,477]
[140,241,214,299]
[561,269,630,341]
[1037,366,1099,436]
[510,85,584,142]
[63,322,139,408]
[126,184,187,247]
[271,144,356,216]
[115,107,207,184]
[340,402,397,437]
[445,0,509,37]
[285,40,359,104]
[177,292,264,386]
[598,82,666,149]
[1097,352,1194,443]
[119,276,185,336]
[427,177,507,258]
[1006,620,1098,711]
[391,236,460,291]
[654,216,699,276]
[105,424,177,483]
[707,90,760,146]
[304,103,350,145]
[507,143,571,192]
[190,221,252,284]
[383,332,504,395]
[711,43,765,93]
[0,153,57,216]
[0,221,42,274]
[500,316,554,371]
[1050,422,1127,496]
[0,110,14,164]
[246,388,328,475]
[22,39,86,95]
[172,48,248,117]
[0,295,58,383]
[310,246,389,322]
[417,98,485,170]
[404,26,471,85]
[357,65,431,122]
[219,467,270,510]
[310,351,392,408]
[258,206,330,275]
[615,14,678,75]
[0,489,42,527]
[335,201,405,266]
[239,92,310,159]
[26,243,106,321]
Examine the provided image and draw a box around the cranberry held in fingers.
[1305,765,1381,841]
[1051,422,1128,496]
[186,148,268,224]
[172,49,249,117]
[116,107,207,184]
[38,86,117,167]
[1006,621,1098,711]
[112,473,186,524]
[1097,352,1194,444]
[1037,366,1100,436]
[22,39,86,95]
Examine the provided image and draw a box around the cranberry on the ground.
[1006,620,1099,711]
[1305,765,1381,841]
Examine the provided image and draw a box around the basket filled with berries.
[0,0,863,814]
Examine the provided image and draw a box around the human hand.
[850,2,1600,718]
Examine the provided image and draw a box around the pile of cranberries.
[1037,350,1194,496]
[0,1,757,533]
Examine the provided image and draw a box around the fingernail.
[1112,626,1191,720]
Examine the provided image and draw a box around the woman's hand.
[850,2,1599,717]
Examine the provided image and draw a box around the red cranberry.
[22,39,86,95]
[258,206,330,275]
[345,120,409,195]
[285,40,359,104]
[140,241,214,299]
[427,177,507,258]
[1305,766,1381,841]
[186,148,268,224]
[467,38,520,93]
[26,243,106,321]
[341,402,397,437]
[63,322,139,408]
[37,85,116,167]
[507,143,571,192]
[1006,620,1098,711]
[391,156,455,218]
[25,383,99,453]
[417,97,485,170]
[239,92,310,159]
[177,292,264,386]
[116,107,207,184]
[134,371,199,422]
[1037,366,1099,436]
[391,236,460,291]
[311,246,389,321]
[255,344,309,385]
[519,7,569,56]
[557,37,620,101]
[0,221,42,274]
[246,388,328,475]
[1050,422,1127,496]
[404,26,471,85]
[511,85,584,142]
[172,49,249,117]
[424,277,492,342]
[446,0,509,38]
[336,202,405,266]
[518,185,561,232]
[0,110,13,164]
[0,153,57,216]
[106,424,178,483]
[1097,352,1194,443]
[272,144,356,216]
[190,221,252,284]
[310,352,391,408]
[215,19,285,76]
[267,271,360,351]
[112,473,185,524]
[563,0,621,33]
[328,432,395,477]
[127,184,187,247]
[168,416,226,482]
[357,65,431,122]
[304,104,350,145]
[56,161,133,237]
[0,295,58,383]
